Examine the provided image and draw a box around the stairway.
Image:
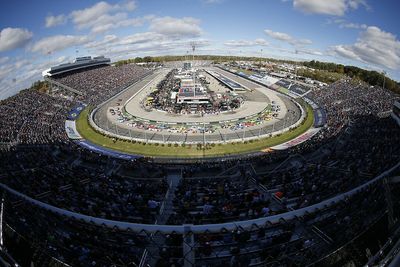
[142,170,182,267]
[156,171,182,224]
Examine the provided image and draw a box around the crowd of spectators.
[1,144,168,224]
[308,78,398,140]
[168,174,279,225]
[0,67,398,267]
[261,116,399,209]
[0,89,74,144]
[255,77,400,210]
[5,200,146,267]
[189,182,387,267]
[3,168,389,267]
[53,64,151,106]
[0,64,151,146]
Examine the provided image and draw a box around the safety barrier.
[88,96,307,145]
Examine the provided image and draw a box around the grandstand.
[42,56,111,77]
[0,56,399,267]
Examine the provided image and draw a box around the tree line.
[114,56,399,94]
[303,60,400,94]
[114,55,273,66]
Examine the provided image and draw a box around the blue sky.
[0,0,399,99]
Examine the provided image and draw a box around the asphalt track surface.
[207,70,245,90]
[93,67,302,143]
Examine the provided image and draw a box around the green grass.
[278,87,290,94]
[230,67,255,76]
[76,104,314,158]
[297,69,345,84]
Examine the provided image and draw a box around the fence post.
[183,225,195,267]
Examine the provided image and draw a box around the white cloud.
[0,57,9,64]
[0,64,14,81]
[0,59,34,99]
[69,1,138,33]
[328,18,368,29]
[255,38,269,46]
[91,16,144,34]
[293,0,369,16]
[298,39,313,45]
[119,32,165,45]
[30,35,91,54]
[332,45,360,60]
[149,17,203,38]
[264,29,312,46]
[85,35,119,48]
[45,14,67,28]
[0,55,77,100]
[224,40,256,47]
[78,12,127,31]
[122,0,136,11]
[264,29,292,42]
[295,48,323,56]
[41,1,139,33]
[340,22,368,29]
[224,38,269,47]
[0,27,33,52]
[70,1,114,27]
[347,0,369,10]
[87,31,210,60]
[332,26,400,69]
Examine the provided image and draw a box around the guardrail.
[88,95,307,145]
[1,161,398,234]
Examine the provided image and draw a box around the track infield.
[76,103,314,159]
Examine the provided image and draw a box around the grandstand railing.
[45,76,84,96]
[1,161,399,234]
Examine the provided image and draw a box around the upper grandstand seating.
[51,64,152,105]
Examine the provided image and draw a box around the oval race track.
[92,66,304,144]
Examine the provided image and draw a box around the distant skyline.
[0,0,399,99]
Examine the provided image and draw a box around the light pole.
[382,70,387,90]
[191,42,196,97]
[203,119,206,148]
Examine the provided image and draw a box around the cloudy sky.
[0,0,399,99]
